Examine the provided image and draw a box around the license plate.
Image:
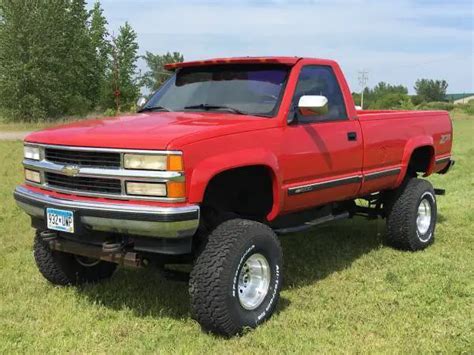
[46,208,74,233]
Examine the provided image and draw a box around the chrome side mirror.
[298,95,328,116]
[136,97,147,109]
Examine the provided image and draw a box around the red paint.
[25,57,453,220]
[164,56,301,70]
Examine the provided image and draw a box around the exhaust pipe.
[47,237,144,268]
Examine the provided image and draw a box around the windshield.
[144,64,290,117]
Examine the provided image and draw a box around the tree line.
[0,1,467,122]
[0,0,183,122]
[352,79,454,111]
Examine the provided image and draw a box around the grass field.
[0,115,472,353]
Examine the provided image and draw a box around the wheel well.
[408,146,434,175]
[202,166,274,221]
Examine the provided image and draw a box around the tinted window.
[145,64,289,117]
[290,66,347,122]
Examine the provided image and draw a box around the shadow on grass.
[437,213,447,224]
[281,216,384,289]
[78,267,291,320]
[76,216,383,320]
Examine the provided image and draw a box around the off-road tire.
[386,178,437,251]
[189,219,283,336]
[33,232,117,285]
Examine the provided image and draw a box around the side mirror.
[136,97,147,109]
[298,95,328,116]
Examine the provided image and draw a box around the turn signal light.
[167,181,186,198]
[167,155,184,171]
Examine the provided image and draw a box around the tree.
[63,0,97,114]
[0,0,71,121]
[414,79,448,102]
[141,51,183,92]
[106,22,139,112]
[371,93,410,110]
[372,82,407,97]
[0,0,140,120]
[360,82,408,109]
[89,1,110,108]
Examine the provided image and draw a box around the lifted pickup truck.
[14,56,454,336]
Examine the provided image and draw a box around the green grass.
[0,118,84,132]
[0,117,473,353]
[0,111,129,132]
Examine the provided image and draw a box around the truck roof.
[164,56,303,70]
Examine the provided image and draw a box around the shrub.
[456,100,474,115]
[399,96,416,110]
[370,93,410,109]
[417,101,455,111]
[103,108,117,117]
[410,95,424,106]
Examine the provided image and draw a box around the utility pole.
[358,70,369,109]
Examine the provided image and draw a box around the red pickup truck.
[14,56,454,336]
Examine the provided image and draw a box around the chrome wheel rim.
[237,253,271,310]
[416,197,432,237]
[75,256,100,267]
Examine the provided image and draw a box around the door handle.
[347,132,357,141]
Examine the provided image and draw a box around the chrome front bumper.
[14,186,200,238]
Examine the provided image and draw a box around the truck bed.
[355,109,453,195]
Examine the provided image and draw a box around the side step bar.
[274,211,350,235]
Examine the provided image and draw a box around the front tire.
[189,219,283,336]
[386,178,437,251]
[33,233,117,286]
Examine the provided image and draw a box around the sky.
[94,0,473,94]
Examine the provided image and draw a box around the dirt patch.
[0,131,32,140]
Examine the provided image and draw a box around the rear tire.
[189,219,283,336]
[385,178,437,251]
[33,232,117,286]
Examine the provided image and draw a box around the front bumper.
[14,185,200,239]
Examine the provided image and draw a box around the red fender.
[187,148,282,220]
[396,136,435,186]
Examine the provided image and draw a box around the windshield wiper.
[138,105,171,113]
[184,103,247,115]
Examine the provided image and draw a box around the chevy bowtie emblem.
[61,165,80,177]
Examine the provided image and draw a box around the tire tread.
[189,219,281,336]
[386,178,436,251]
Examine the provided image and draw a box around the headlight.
[24,145,41,160]
[124,154,183,171]
[126,182,167,197]
[25,169,41,183]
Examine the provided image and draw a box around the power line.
[358,70,369,109]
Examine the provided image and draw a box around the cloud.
[97,0,473,93]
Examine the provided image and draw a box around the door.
[280,65,363,212]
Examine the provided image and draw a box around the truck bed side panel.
[357,110,452,196]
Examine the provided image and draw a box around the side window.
[290,65,348,123]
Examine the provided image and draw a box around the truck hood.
[25,111,277,150]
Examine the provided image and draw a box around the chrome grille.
[45,148,121,168]
[45,172,122,195]
[23,144,185,202]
